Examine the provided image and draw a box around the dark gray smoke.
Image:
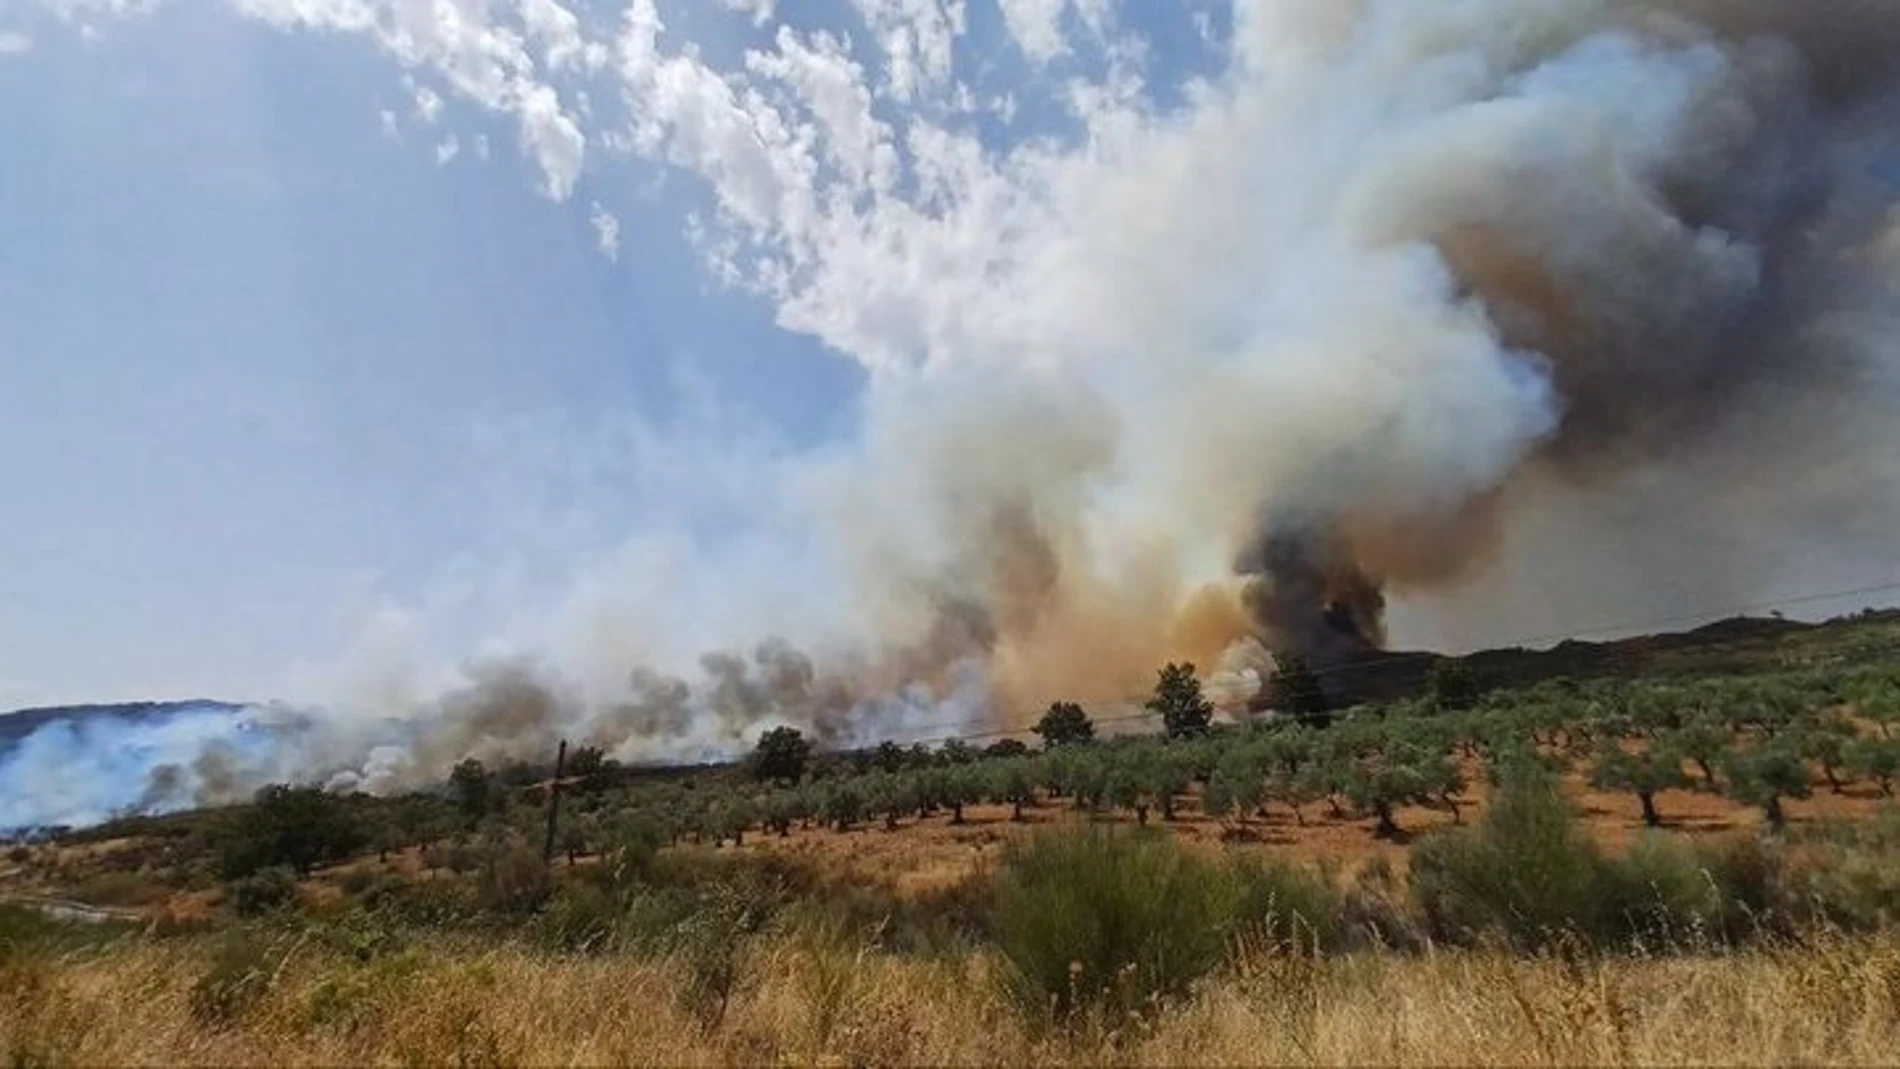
[1234,0,1900,663]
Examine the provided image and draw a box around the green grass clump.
[1411,764,1613,949]
[1229,856,1346,955]
[990,826,1238,1029]
[1413,763,1787,951]
[189,932,278,1029]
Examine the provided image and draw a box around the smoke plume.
[8,0,1900,828]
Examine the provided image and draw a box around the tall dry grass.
[6,930,1900,1066]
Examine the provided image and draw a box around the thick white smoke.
[7,0,1900,827]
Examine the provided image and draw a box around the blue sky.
[0,0,1227,708]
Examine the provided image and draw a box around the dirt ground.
[721,772,1893,896]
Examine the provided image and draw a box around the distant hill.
[0,700,248,748]
[1313,611,1900,709]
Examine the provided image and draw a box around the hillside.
[1313,610,1900,708]
[0,699,247,748]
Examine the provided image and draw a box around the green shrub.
[665,886,770,1034]
[362,874,477,930]
[0,905,61,966]
[336,867,377,897]
[304,948,425,1035]
[227,866,298,917]
[306,907,410,963]
[773,871,993,958]
[476,842,552,916]
[71,869,170,908]
[1413,762,1793,951]
[0,904,132,967]
[990,826,1238,1029]
[1411,767,1614,949]
[617,886,710,953]
[189,932,276,1028]
[1780,809,1900,931]
[1228,857,1344,955]
[1604,834,1777,948]
[534,881,625,953]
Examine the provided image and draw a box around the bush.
[228,866,298,917]
[336,867,377,897]
[1414,763,1791,951]
[0,903,132,967]
[1780,809,1900,931]
[361,875,476,930]
[71,869,171,908]
[1606,834,1777,947]
[663,885,771,1034]
[190,932,276,1028]
[534,880,625,953]
[306,907,411,963]
[303,947,425,1035]
[1228,857,1345,955]
[990,827,1237,1029]
[1411,767,1615,949]
[476,842,552,916]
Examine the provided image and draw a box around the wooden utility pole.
[542,738,568,865]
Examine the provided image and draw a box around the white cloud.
[849,0,966,102]
[435,134,460,164]
[411,82,443,124]
[998,0,1065,63]
[522,0,607,74]
[0,30,33,54]
[377,107,398,138]
[186,0,591,198]
[589,200,620,261]
[515,81,586,198]
[716,0,775,27]
[743,26,898,192]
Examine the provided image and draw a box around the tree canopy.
[219,785,366,879]
[1034,702,1096,748]
[1264,654,1330,727]
[750,726,814,784]
[1148,663,1214,739]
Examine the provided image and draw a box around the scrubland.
[10,619,1900,1065]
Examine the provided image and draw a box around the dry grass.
[7,931,1900,1066]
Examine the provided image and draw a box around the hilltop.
[0,699,248,748]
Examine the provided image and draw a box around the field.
[8,611,1900,1065]
[9,927,1900,1065]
